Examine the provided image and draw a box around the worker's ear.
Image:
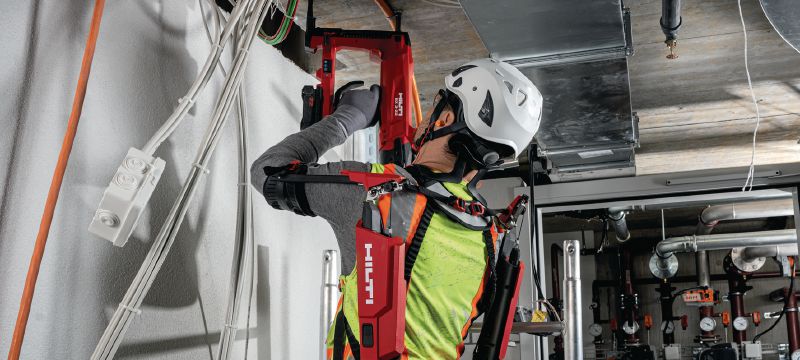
[434,109,456,129]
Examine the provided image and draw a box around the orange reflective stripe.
[343,345,353,359]
[457,261,489,356]
[490,224,499,245]
[326,348,334,359]
[404,195,428,246]
[377,195,391,227]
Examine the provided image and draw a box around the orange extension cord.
[7,0,106,359]
[373,0,424,126]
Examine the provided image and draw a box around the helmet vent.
[451,64,477,77]
[503,80,514,94]
[453,77,463,88]
[479,90,494,127]
[516,90,528,106]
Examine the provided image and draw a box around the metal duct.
[760,0,800,54]
[461,0,638,183]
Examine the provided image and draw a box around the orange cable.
[7,0,106,358]
[373,0,423,126]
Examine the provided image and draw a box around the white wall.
[0,1,342,359]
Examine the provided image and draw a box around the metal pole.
[563,240,583,360]
[321,250,340,359]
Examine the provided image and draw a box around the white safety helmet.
[444,58,543,159]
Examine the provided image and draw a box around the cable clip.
[178,96,196,106]
[193,162,211,174]
[119,304,142,315]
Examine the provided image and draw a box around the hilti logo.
[394,92,404,117]
[364,243,374,305]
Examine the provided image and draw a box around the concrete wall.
[0,1,344,359]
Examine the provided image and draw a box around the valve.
[752,311,762,327]
[680,315,689,330]
[721,312,730,328]
[644,314,653,330]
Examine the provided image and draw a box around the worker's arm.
[250,84,379,187]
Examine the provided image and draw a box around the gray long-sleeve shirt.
[250,105,372,274]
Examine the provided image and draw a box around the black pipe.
[660,0,682,42]
[656,279,677,345]
[551,244,564,355]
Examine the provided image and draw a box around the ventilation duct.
[461,0,638,182]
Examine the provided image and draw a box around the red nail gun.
[301,0,416,166]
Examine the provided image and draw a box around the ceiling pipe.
[743,243,798,261]
[696,199,796,235]
[660,0,682,58]
[657,229,798,259]
[608,210,631,242]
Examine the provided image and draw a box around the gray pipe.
[696,251,711,288]
[608,210,631,242]
[697,199,795,235]
[321,250,340,360]
[657,229,798,258]
[660,0,682,42]
[743,243,798,261]
[563,240,583,360]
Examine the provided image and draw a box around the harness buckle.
[453,199,467,212]
[469,203,486,216]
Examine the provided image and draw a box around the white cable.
[141,0,251,155]
[90,1,272,358]
[738,0,763,192]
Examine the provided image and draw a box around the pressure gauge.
[699,317,717,332]
[661,321,675,335]
[588,323,603,337]
[732,316,748,331]
[622,320,639,335]
[791,350,800,360]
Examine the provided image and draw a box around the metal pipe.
[660,0,682,42]
[321,250,339,359]
[656,229,798,258]
[695,250,715,338]
[563,240,583,360]
[786,288,800,352]
[744,243,798,261]
[608,210,631,242]
[550,244,564,354]
[727,272,748,343]
[697,199,796,235]
[656,280,676,345]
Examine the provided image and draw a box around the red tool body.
[304,0,416,166]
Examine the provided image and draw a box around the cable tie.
[224,323,238,329]
[178,96,196,106]
[193,162,211,174]
[119,304,142,315]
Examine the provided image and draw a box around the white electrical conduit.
[90,1,271,358]
[743,243,798,262]
[655,229,798,259]
[141,0,250,156]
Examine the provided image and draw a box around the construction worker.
[251,58,543,359]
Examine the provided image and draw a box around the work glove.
[335,84,381,134]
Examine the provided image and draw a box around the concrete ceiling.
[310,0,800,176]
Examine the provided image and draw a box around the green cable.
[259,0,297,45]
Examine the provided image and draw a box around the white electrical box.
[742,341,762,360]
[89,147,165,247]
[663,344,682,360]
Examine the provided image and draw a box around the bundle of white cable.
[140,0,250,156]
[90,0,272,358]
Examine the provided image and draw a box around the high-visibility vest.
[327,163,498,360]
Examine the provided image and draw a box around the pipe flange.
[649,254,678,279]
[730,247,766,273]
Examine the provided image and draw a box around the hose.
[6,0,106,358]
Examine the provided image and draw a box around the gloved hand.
[335,84,380,134]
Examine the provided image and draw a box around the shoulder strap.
[404,204,435,281]
[478,228,498,313]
